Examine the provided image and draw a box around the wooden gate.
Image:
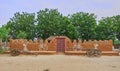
[56,38,65,52]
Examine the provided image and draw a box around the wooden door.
[56,38,65,52]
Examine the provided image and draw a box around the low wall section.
[9,39,113,51]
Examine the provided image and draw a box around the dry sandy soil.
[0,54,120,71]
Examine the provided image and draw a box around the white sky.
[0,0,120,27]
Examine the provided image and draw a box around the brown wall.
[72,40,113,51]
[47,38,56,51]
[9,37,113,51]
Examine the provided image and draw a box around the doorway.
[56,38,65,52]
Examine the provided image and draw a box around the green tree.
[37,8,79,39]
[36,8,63,39]
[59,16,78,39]
[6,12,35,39]
[69,12,97,41]
[96,17,114,40]
[65,24,78,39]
[17,31,27,39]
[6,8,120,41]
[0,26,10,46]
[112,15,120,40]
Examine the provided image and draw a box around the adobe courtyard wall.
[9,37,113,51]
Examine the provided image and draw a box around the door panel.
[56,38,65,52]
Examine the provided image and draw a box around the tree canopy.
[0,26,10,41]
[36,8,63,39]
[6,12,35,39]
[69,12,97,41]
[2,8,120,42]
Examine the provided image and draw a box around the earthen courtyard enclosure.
[9,36,119,55]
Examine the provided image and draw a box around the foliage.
[17,31,27,39]
[36,8,63,39]
[0,26,10,40]
[95,17,114,40]
[112,15,120,40]
[36,9,79,39]
[96,15,120,41]
[4,8,120,41]
[65,23,78,39]
[6,12,35,39]
[69,12,97,41]
[0,26,10,47]
[58,16,78,39]
[0,47,5,54]
[113,40,120,44]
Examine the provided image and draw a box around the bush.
[114,40,120,44]
[86,48,101,57]
[10,49,20,56]
[0,47,5,54]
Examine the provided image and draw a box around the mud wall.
[9,37,113,51]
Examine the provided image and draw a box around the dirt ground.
[0,54,120,71]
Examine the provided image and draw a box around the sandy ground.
[0,54,120,71]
